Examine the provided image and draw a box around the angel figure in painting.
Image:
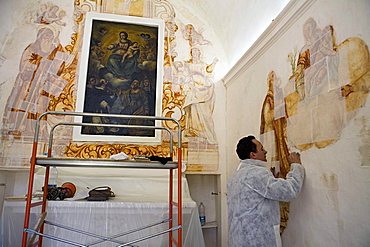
[183,47,218,144]
[34,4,67,26]
[181,24,211,47]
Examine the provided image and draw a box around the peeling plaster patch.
[320,172,338,191]
[320,172,346,245]
[358,116,370,167]
[320,172,339,211]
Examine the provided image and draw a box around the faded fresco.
[0,0,219,169]
[260,17,370,232]
[0,2,77,166]
[163,18,219,171]
[2,3,71,140]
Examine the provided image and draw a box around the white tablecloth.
[1,199,204,247]
[1,167,205,247]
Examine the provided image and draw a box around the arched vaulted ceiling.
[185,0,291,79]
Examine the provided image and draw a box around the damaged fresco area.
[0,0,220,170]
[0,1,78,166]
[162,15,220,171]
[260,17,370,232]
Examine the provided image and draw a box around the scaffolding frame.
[21,111,183,247]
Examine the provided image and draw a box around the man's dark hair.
[236,135,257,160]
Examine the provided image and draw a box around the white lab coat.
[227,159,305,247]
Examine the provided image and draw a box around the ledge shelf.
[201,221,218,229]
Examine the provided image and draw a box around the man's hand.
[288,152,301,164]
[270,167,280,178]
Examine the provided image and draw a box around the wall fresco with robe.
[260,17,370,233]
[0,0,220,171]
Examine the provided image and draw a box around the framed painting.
[73,12,164,143]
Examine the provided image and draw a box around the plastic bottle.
[198,202,206,226]
[49,166,58,187]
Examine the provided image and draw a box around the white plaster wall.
[223,0,370,246]
[213,79,228,246]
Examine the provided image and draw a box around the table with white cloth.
[0,167,205,247]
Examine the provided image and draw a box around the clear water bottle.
[49,166,58,187]
[198,202,206,226]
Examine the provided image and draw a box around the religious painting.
[74,12,164,143]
